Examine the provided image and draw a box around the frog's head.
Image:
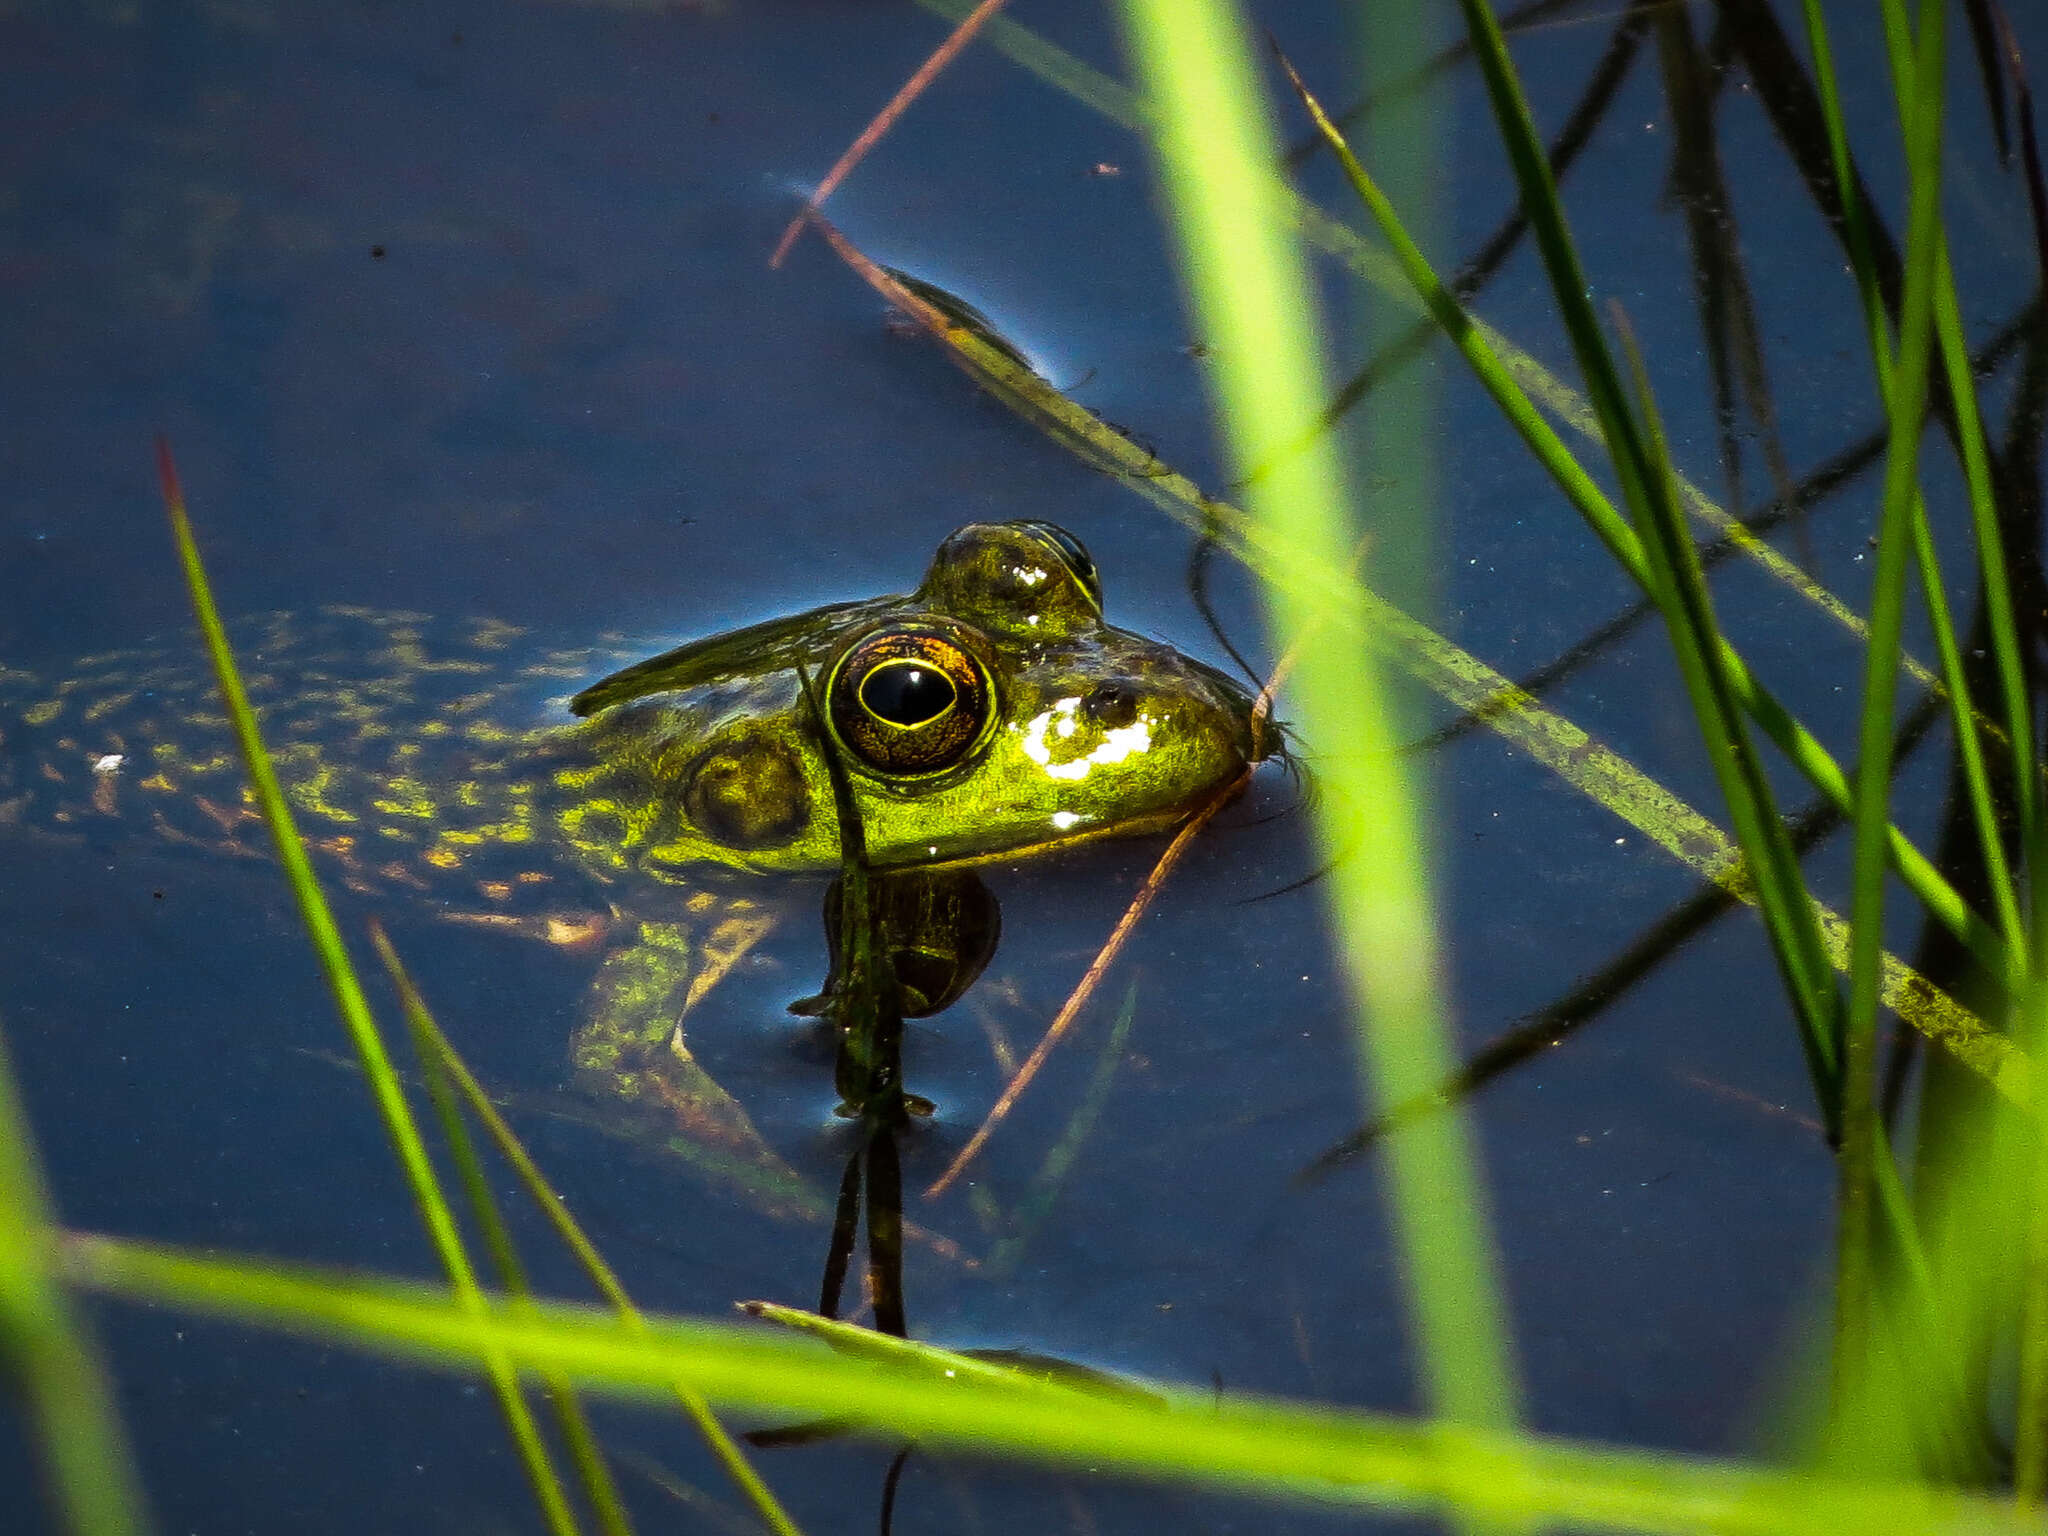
[551,521,1262,879]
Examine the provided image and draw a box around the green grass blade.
[1902,499,2023,953]
[1609,312,1844,1118]
[1833,0,1949,1462]
[1452,0,1658,525]
[0,1020,151,1536]
[155,440,583,1536]
[373,927,634,1536]
[2019,972,2048,1497]
[373,941,805,1536]
[1931,239,2037,861]
[1602,329,1971,1453]
[1113,0,1519,1433]
[1866,15,2037,868]
[1800,0,2029,960]
[58,1233,2048,1536]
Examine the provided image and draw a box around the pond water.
[3,0,2044,1531]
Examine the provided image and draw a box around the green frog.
[0,521,1262,1209]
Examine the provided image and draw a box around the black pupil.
[862,662,956,727]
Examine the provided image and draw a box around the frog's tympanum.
[0,521,1261,1209]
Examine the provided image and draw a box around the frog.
[0,520,1263,1212]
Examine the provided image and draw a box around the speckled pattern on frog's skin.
[0,606,648,935]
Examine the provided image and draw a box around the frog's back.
[0,607,631,912]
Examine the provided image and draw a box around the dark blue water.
[4,0,2043,1530]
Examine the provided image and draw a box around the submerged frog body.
[0,522,1261,1207]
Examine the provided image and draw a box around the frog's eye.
[916,521,1104,638]
[827,625,993,776]
[1017,520,1100,607]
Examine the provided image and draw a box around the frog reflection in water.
[0,521,1261,1199]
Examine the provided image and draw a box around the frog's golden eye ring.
[827,626,992,776]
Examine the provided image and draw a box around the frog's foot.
[620,1022,772,1161]
[573,915,818,1218]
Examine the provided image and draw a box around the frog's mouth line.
[868,768,1262,875]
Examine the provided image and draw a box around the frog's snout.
[1182,659,1271,774]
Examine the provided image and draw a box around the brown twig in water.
[768,0,1012,268]
[921,766,1250,1199]
[920,521,1361,1199]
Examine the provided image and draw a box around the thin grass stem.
[1800,0,2030,961]
[383,958,805,1536]
[1609,307,1843,1123]
[155,440,583,1536]
[374,927,634,1536]
[1833,0,1949,1461]
[768,0,1011,267]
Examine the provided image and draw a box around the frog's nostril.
[1082,680,1140,729]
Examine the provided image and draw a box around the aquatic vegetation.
[7,0,2048,1531]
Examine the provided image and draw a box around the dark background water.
[3,0,2044,1530]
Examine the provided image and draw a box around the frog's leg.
[572,905,821,1220]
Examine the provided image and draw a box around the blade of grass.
[0,1019,151,1536]
[1609,305,1843,1129]
[1800,0,2032,956]
[58,1232,2048,1536]
[1833,0,1949,1463]
[379,944,806,1536]
[2020,977,2048,1496]
[1608,300,1956,1458]
[2022,262,2048,1485]
[1114,0,1518,1435]
[373,925,634,1536]
[155,439,583,1536]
